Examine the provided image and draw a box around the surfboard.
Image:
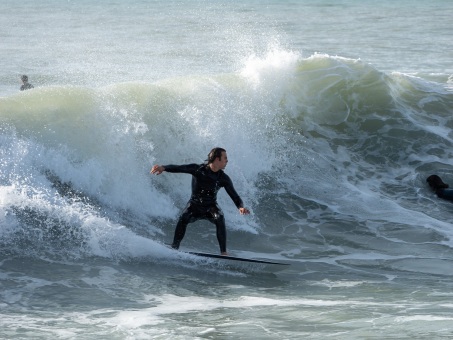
[187,251,289,265]
[165,243,289,265]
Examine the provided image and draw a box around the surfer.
[20,75,34,91]
[151,147,250,255]
[426,174,453,201]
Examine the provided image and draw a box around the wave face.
[2,51,453,262]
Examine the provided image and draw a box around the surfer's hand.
[151,165,165,175]
[239,207,250,215]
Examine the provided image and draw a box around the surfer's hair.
[21,75,28,82]
[427,174,449,190]
[206,147,226,164]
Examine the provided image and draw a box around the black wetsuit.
[164,163,244,253]
[435,188,453,201]
[20,83,34,91]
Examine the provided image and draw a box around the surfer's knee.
[210,207,224,221]
[178,208,193,224]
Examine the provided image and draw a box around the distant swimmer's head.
[427,175,449,190]
[21,75,28,82]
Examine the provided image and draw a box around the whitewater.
[1,0,453,339]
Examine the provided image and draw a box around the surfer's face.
[217,152,228,170]
[209,151,228,172]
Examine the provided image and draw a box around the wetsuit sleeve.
[163,164,200,175]
[222,174,244,209]
[436,189,453,201]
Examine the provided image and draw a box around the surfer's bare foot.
[221,252,228,256]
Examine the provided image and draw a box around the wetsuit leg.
[215,215,227,253]
[172,204,226,253]
[208,206,227,253]
[172,204,196,249]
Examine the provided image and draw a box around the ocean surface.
[1,0,453,339]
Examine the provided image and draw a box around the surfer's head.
[21,75,28,82]
[207,147,226,165]
[206,147,228,172]
[427,175,449,190]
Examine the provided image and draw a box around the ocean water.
[1,0,453,339]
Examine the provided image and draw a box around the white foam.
[103,293,389,330]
